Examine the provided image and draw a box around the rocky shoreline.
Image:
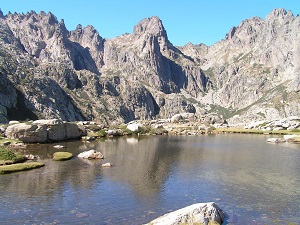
[1,114,300,144]
[1,115,300,224]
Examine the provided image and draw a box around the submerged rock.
[267,138,286,143]
[145,202,226,225]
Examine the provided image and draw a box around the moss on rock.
[52,152,73,161]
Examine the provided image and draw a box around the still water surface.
[0,134,299,224]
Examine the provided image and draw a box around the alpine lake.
[0,134,299,225]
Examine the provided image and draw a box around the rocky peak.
[69,24,103,51]
[1,8,300,125]
[45,11,58,25]
[267,8,290,19]
[133,16,167,37]
[133,16,170,51]
[0,9,3,18]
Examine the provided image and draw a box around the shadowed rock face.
[0,8,299,124]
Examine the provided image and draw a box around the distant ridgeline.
[0,8,300,125]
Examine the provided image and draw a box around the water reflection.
[0,134,299,224]
[95,136,183,199]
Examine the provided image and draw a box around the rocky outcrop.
[4,119,85,143]
[5,123,48,143]
[243,117,300,131]
[0,9,300,125]
[145,202,226,225]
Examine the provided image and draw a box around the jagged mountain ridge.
[0,8,299,125]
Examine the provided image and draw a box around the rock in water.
[145,202,226,225]
[78,150,104,159]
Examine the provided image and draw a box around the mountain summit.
[0,9,299,125]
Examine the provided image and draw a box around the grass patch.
[52,152,73,161]
[215,127,300,135]
[0,136,20,144]
[289,129,300,133]
[0,162,45,174]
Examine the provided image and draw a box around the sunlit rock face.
[0,8,300,124]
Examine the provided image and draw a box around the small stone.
[25,154,36,160]
[102,162,112,167]
[53,145,65,149]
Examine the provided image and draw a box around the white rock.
[32,119,63,125]
[144,202,226,225]
[106,129,119,136]
[171,114,183,123]
[53,145,65,149]
[9,120,20,125]
[78,150,104,159]
[127,123,141,132]
[102,162,112,167]
[267,138,286,143]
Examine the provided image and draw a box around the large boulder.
[171,113,195,123]
[145,202,226,225]
[127,123,142,132]
[5,119,85,143]
[66,123,85,139]
[5,123,48,143]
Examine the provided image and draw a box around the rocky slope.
[0,8,299,125]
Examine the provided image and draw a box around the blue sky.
[0,0,299,46]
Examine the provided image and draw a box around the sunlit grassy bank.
[214,127,300,135]
[0,162,45,174]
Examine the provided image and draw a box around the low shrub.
[0,147,16,161]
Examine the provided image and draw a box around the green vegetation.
[52,152,73,161]
[0,135,20,144]
[0,147,16,161]
[0,147,26,165]
[215,127,300,135]
[256,112,266,119]
[233,51,253,64]
[208,105,236,120]
[87,129,108,138]
[0,162,45,174]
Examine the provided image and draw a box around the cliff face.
[0,9,299,124]
[179,8,300,123]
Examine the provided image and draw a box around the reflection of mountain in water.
[96,136,183,199]
[0,137,184,200]
[0,141,104,198]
